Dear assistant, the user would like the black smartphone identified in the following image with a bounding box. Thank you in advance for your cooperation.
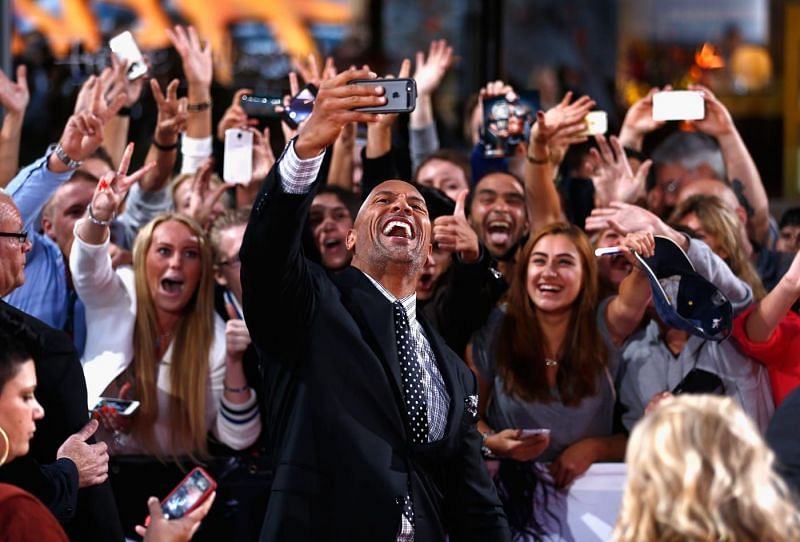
[240,94,283,118]
[282,84,318,129]
[672,368,724,395]
[348,78,417,113]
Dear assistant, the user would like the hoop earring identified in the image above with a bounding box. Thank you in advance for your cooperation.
[0,426,9,467]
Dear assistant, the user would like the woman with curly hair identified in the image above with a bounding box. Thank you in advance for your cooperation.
[614,394,800,542]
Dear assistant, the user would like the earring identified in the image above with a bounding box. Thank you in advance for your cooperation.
[0,425,9,467]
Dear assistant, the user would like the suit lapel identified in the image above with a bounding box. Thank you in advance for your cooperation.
[335,269,407,430]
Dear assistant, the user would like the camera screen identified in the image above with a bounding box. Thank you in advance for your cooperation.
[482,90,539,158]
[162,470,212,519]
[286,87,316,124]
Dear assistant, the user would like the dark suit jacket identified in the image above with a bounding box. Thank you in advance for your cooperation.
[240,152,509,541]
[0,301,123,541]
[767,385,800,498]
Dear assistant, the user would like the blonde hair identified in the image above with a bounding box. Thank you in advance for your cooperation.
[670,194,766,301]
[614,395,800,542]
[131,213,215,460]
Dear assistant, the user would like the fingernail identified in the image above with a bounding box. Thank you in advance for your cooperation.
[98,179,110,191]
[374,86,384,94]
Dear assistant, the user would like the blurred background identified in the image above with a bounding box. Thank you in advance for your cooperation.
[1,0,798,201]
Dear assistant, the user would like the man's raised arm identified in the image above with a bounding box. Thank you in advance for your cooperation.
[239,68,386,353]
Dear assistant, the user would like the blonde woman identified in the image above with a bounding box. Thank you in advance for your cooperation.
[70,145,260,458]
[614,395,800,542]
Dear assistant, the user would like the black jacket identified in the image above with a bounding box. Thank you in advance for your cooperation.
[0,301,123,541]
[240,151,509,541]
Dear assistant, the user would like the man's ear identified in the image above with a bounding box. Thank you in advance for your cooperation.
[213,266,228,287]
[41,215,55,240]
[345,229,356,251]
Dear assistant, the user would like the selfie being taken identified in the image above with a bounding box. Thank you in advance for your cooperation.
[1,0,798,541]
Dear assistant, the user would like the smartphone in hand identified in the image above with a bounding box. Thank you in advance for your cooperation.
[519,428,551,439]
[109,31,147,80]
[652,90,705,121]
[282,84,318,129]
[90,397,140,417]
[672,368,724,395]
[145,467,216,527]
[223,128,254,185]
[348,78,417,113]
[240,94,284,118]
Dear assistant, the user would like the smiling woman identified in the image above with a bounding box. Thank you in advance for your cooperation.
[468,222,654,538]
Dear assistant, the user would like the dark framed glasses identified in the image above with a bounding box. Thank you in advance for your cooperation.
[0,231,29,244]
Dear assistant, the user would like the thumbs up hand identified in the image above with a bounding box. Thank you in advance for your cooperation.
[432,190,480,263]
[224,303,251,362]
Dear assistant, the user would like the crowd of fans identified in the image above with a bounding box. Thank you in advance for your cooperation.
[2,22,800,541]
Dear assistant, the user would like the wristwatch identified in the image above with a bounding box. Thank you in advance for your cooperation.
[53,143,83,170]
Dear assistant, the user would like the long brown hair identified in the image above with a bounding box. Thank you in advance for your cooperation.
[131,213,215,460]
[670,194,766,301]
[495,223,607,405]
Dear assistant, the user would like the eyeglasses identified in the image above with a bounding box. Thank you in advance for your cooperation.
[0,231,28,244]
[217,254,241,267]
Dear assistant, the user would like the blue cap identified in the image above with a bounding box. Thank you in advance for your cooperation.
[635,236,732,341]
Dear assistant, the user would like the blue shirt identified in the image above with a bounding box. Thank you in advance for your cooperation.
[3,154,86,353]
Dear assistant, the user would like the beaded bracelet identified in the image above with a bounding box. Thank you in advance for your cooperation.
[86,203,114,227]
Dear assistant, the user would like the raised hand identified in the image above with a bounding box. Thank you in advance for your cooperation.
[414,39,453,97]
[529,91,595,165]
[432,190,480,262]
[151,78,188,146]
[585,201,662,236]
[217,88,255,141]
[56,419,109,488]
[372,59,412,128]
[166,25,213,88]
[294,67,386,159]
[293,54,337,89]
[225,303,252,362]
[184,158,230,229]
[89,142,156,222]
[589,134,653,206]
[251,127,276,181]
[688,83,735,137]
[106,54,147,108]
[618,87,666,150]
[0,65,29,115]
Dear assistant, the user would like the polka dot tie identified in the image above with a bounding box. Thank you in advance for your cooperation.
[393,301,430,445]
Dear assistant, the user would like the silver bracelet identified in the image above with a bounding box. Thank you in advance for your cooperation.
[53,142,83,170]
[86,203,114,227]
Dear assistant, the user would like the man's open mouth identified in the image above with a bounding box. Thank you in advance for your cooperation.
[486,220,511,246]
[382,219,415,239]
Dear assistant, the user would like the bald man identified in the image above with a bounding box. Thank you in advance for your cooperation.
[240,69,509,542]
[675,179,793,291]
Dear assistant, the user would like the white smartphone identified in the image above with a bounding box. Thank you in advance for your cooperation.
[520,428,551,438]
[223,128,253,185]
[109,31,148,80]
[580,111,608,136]
[652,90,705,121]
[91,397,140,416]
[594,246,625,257]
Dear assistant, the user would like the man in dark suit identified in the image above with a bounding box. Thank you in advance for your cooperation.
[240,68,509,541]
[0,192,123,540]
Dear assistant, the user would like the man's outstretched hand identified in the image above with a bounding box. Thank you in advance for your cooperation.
[294,67,386,159]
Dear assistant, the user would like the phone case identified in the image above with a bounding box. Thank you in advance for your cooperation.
[223,129,253,185]
[349,78,417,113]
[109,31,147,80]
[148,467,216,524]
